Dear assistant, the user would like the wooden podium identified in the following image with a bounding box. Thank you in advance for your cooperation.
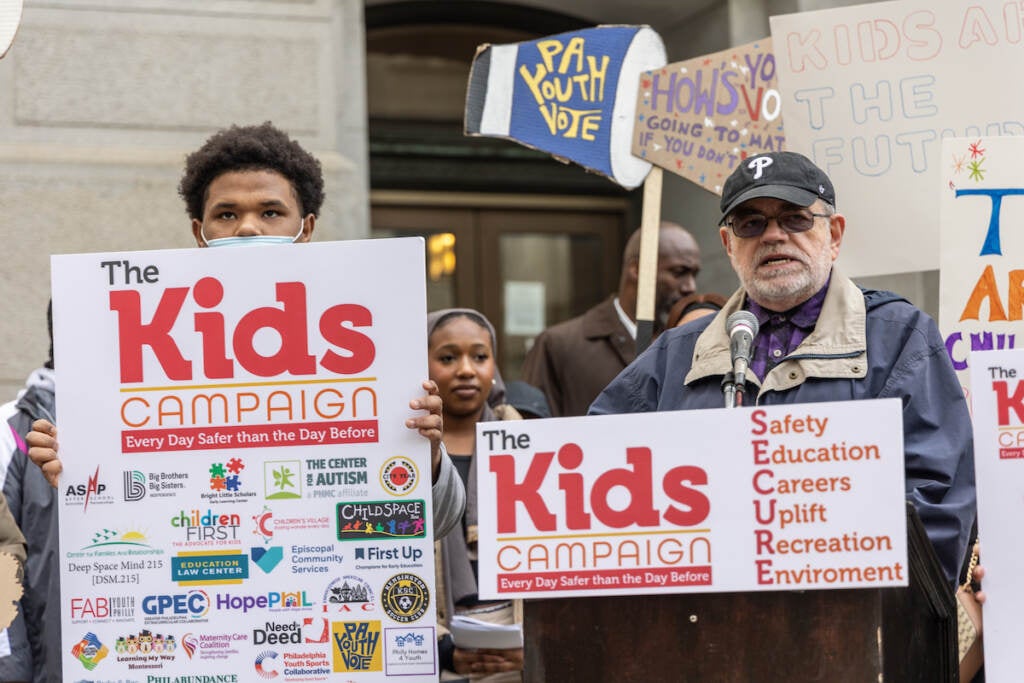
[522,504,957,682]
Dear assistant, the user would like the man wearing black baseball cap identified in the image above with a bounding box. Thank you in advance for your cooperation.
[591,151,975,588]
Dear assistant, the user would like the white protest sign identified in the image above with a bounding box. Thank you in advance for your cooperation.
[53,239,438,681]
[969,349,1024,681]
[476,400,906,599]
[771,1,1024,276]
[940,136,1024,399]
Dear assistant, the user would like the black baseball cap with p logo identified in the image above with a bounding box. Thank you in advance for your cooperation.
[719,151,836,220]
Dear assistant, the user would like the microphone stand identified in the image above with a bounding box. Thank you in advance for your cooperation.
[722,371,737,408]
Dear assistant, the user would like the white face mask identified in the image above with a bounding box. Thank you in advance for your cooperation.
[202,219,305,248]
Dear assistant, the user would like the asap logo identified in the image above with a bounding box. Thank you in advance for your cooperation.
[109,277,375,383]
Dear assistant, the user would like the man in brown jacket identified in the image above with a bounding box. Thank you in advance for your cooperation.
[521,222,701,416]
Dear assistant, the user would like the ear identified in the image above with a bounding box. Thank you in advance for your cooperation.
[298,214,316,243]
[192,219,207,248]
[625,258,640,283]
[719,225,732,256]
[828,213,845,260]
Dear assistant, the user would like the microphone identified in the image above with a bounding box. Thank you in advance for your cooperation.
[726,311,759,392]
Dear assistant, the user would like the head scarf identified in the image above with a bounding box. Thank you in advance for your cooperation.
[427,308,518,614]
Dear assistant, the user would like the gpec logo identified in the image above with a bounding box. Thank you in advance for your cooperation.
[141,590,210,618]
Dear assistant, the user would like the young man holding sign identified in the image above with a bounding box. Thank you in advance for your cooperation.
[25,122,465,540]
[590,151,975,586]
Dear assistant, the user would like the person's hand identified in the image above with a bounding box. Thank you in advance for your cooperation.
[406,380,443,482]
[25,419,62,488]
[453,646,524,676]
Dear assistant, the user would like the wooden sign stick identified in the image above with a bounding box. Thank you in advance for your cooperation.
[635,166,662,353]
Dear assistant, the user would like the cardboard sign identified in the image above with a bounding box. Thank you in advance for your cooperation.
[939,136,1024,399]
[465,25,666,189]
[770,1,1024,276]
[52,239,438,681]
[0,0,21,59]
[969,348,1024,681]
[476,400,906,599]
[632,37,785,195]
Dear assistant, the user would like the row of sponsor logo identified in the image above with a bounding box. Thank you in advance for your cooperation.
[67,455,419,510]
[71,617,436,679]
[67,499,427,563]
[70,571,428,625]
[68,541,427,587]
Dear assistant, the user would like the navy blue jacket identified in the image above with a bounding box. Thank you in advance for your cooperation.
[591,272,976,585]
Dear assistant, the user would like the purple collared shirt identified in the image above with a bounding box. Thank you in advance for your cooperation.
[746,279,830,382]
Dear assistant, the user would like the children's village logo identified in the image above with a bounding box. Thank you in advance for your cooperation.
[336,500,426,541]
[332,620,383,673]
[379,457,419,496]
[265,459,301,499]
[253,506,274,543]
[379,573,429,624]
[65,465,115,510]
[71,631,109,670]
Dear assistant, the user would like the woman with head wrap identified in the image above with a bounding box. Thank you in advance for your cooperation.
[428,308,524,682]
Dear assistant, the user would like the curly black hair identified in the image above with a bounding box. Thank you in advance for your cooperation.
[178,122,325,220]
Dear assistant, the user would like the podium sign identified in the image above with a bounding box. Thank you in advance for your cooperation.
[477,399,906,599]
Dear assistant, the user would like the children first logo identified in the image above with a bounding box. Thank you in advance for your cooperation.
[103,264,381,454]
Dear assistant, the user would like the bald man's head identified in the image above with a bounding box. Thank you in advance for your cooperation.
[619,222,701,331]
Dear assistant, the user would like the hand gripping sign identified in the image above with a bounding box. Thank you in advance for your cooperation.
[464,25,667,190]
[0,0,23,59]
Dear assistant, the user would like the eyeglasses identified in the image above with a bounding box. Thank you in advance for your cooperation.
[723,210,831,239]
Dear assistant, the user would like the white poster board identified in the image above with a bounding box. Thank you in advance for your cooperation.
[969,348,1024,681]
[939,136,1024,400]
[476,400,906,600]
[53,239,438,681]
[771,0,1024,276]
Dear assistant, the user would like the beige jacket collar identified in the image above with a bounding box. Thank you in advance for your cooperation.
[685,269,868,396]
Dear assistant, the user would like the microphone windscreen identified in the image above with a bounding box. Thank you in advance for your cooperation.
[726,310,759,337]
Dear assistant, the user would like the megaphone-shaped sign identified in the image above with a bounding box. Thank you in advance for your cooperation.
[465,25,666,189]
